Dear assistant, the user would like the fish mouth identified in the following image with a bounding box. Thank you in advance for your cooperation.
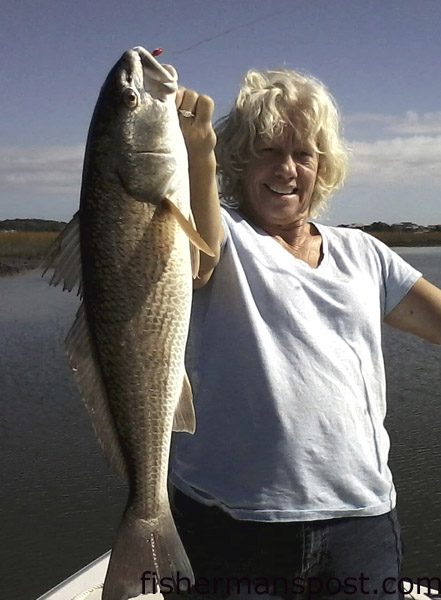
[120,47,178,101]
[134,150,173,155]
[133,47,176,85]
[131,47,177,97]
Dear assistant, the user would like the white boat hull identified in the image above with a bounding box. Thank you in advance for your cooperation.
[35,551,159,600]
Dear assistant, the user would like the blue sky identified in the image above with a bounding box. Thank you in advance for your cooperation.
[1,0,440,225]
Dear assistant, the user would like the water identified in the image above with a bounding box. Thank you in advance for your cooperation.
[1,248,440,599]
[382,247,441,581]
[0,272,126,598]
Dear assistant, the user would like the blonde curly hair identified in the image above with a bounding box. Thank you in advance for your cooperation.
[215,69,349,217]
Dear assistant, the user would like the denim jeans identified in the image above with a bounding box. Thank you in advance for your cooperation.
[167,486,404,600]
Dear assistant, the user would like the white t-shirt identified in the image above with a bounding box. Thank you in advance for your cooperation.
[169,207,422,521]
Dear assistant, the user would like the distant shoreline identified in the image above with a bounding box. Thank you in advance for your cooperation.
[0,257,42,276]
[0,231,57,276]
[368,231,441,247]
[1,229,441,277]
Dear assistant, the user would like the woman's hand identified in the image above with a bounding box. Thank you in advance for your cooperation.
[176,88,217,162]
[175,88,222,287]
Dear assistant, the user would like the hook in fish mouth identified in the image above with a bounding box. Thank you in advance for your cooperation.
[133,46,177,89]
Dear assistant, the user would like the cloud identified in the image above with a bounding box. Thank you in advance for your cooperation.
[337,110,441,187]
[0,146,83,195]
[345,111,441,136]
[1,130,440,210]
[390,111,441,135]
[347,135,441,186]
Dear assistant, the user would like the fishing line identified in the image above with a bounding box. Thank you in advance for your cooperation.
[162,8,287,56]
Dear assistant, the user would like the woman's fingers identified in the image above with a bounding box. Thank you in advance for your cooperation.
[176,88,216,156]
[194,95,215,125]
[177,89,214,123]
[177,89,198,117]
[175,87,186,109]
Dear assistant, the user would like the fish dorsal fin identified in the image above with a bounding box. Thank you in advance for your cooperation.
[172,371,196,433]
[66,303,128,478]
[162,197,215,259]
[42,212,83,297]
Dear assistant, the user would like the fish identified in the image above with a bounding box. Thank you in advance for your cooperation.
[43,47,214,599]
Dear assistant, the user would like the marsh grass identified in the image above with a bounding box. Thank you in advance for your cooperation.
[0,231,59,259]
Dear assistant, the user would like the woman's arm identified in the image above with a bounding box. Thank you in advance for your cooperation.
[176,88,224,288]
[384,277,441,344]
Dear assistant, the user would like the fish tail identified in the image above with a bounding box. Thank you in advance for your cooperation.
[102,505,194,599]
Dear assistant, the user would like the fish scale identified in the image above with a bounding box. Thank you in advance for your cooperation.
[84,208,192,516]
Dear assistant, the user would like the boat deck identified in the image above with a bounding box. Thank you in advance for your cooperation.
[35,550,441,600]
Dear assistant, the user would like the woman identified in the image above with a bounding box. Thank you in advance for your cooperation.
[169,68,441,600]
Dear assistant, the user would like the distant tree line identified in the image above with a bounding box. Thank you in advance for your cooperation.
[339,221,441,232]
[1,218,440,234]
[0,219,66,232]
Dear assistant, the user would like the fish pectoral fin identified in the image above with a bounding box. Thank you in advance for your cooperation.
[172,372,196,433]
[41,212,83,297]
[66,302,127,479]
[189,211,200,279]
[162,197,215,259]
[190,240,200,279]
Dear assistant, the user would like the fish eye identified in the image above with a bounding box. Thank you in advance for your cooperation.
[122,87,139,109]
